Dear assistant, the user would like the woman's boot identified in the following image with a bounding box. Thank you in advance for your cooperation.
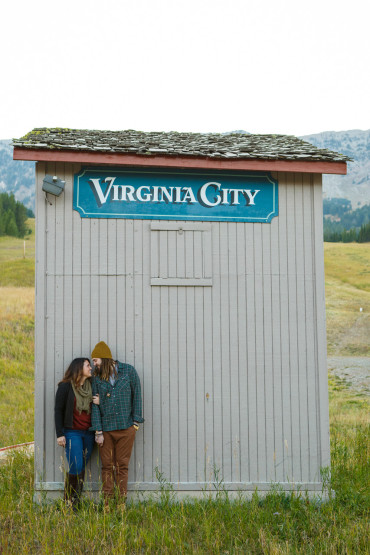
[75,470,85,508]
[64,473,79,508]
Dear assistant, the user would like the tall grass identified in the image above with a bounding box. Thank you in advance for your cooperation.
[1,414,369,553]
[0,287,34,447]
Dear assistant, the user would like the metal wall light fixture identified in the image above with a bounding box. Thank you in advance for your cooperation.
[42,175,65,196]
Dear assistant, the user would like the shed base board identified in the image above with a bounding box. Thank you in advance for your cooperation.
[34,481,332,503]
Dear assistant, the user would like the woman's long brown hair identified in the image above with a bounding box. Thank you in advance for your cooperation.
[59,358,90,388]
[94,358,117,381]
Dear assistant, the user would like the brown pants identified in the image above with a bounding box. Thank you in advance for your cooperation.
[99,427,136,499]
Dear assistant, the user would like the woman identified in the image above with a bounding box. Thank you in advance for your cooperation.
[54,358,99,508]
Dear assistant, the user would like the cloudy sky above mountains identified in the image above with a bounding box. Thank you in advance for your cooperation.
[1,0,369,140]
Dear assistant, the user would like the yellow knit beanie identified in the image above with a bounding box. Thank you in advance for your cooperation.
[91,341,113,359]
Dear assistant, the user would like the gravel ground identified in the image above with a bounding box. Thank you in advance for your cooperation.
[328,356,370,396]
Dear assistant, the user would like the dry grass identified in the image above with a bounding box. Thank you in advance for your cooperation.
[0,287,34,447]
[0,219,35,286]
[324,242,370,292]
[0,219,35,262]
[324,242,370,356]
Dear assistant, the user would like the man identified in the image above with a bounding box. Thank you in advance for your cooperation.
[91,341,144,504]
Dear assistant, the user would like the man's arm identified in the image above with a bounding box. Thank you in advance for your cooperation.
[130,366,144,424]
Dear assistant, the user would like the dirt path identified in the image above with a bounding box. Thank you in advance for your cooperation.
[328,356,370,396]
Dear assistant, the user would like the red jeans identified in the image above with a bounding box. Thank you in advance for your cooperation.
[99,427,136,498]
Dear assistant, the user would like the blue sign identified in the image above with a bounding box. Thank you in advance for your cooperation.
[73,167,278,222]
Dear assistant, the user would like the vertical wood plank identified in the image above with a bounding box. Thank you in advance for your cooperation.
[313,174,330,470]
[141,221,153,482]
[303,174,318,481]
[71,164,82,358]
[270,204,283,482]
[237,222,248,482]
[150,229,159,278]
[98,219,108,342]
[193,231,202,278]
[159,230,168,278]
[203,229,212,278]
[211,223,223,476]
[116,219,126,359]
[34,161,46,483]
[63,164,73,364]
[107,219,117,354]
[295,174,309,481]
[151,281,161,480]
[262,222,274,481]
[167,230,177,278]
[245,222,257,481]
[169,286,179,481]
[131,219,144,481]
[160,286,171,478]
[195,286,205,482]
[125,220,135,365]
[90,218,100,347]
[44,162,56,481]
[185,231,194,278]
[177,286,188,481]
[52,162,65,480]
[219,222,232,481]
[286,176,300,481]
[176,230,185,278]
[228,223,241,482]
[79,164,91,356]
[203,271,214,483]
[186,287,197,480]
[254,222,266,481]
[278,176,292,481]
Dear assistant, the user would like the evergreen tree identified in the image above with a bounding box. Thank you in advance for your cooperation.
[358,222,370,243]
[0,192,31,237]
[4,210,18,237]
[15,202,28,237]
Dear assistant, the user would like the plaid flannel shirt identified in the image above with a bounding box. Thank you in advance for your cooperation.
[91,362,144,431]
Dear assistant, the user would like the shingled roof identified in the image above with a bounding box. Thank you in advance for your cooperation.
[13,128,351,163]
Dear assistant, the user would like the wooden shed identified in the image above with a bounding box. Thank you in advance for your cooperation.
[14,129,349,500]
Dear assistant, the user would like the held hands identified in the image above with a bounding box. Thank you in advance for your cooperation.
[92,394,100,405]
[95,432,104,446]
[57,436,66,447]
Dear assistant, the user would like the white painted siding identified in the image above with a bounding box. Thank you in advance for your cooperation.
[35,165,329,493]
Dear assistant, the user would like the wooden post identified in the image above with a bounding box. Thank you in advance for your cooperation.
[23,240,26,259]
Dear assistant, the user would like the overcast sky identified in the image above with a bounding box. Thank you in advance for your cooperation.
[1,0,369,140]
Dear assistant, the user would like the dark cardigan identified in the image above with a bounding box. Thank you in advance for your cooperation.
[54,382,75,438]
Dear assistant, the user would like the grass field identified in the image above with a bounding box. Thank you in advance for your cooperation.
[324,242,370,356]
[0,219,35,287]
[0,232,369,552]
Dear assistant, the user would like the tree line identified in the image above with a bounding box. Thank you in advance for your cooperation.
[323,198,370,242]
[323,221,370,243]
[0,192,34,238]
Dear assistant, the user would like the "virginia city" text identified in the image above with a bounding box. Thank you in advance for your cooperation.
[89,177,260,208]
